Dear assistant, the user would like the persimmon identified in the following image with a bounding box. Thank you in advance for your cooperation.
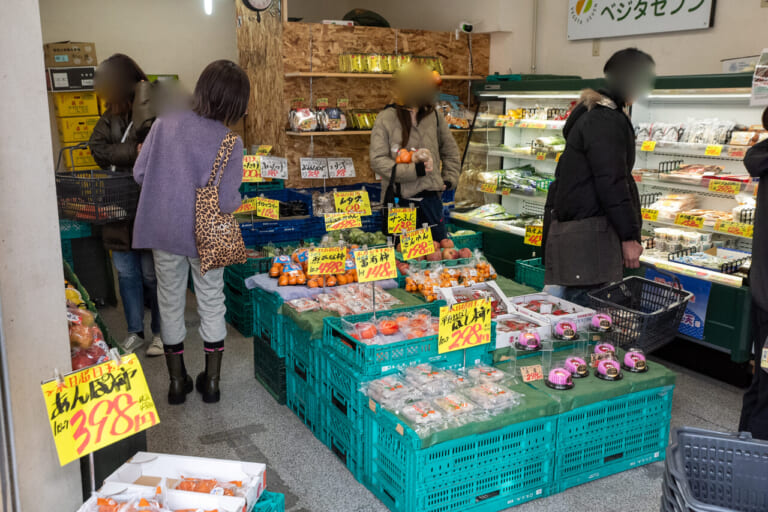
[379,320,399,335]
[278,274,289,286]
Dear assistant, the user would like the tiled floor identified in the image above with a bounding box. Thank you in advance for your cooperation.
[99,292,746,512]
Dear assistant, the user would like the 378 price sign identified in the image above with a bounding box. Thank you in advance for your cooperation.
[308,247,346,275]
[354,247,397,283]
[41,354,159,466]
[438,299,492,354]
[324,212,362,231]
[401,228,435,260]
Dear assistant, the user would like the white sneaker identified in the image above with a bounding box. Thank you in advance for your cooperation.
[146,335,165,357]
[120,333,144,353]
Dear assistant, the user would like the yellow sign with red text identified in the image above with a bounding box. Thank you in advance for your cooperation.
[324,213,363,231]
[308,247,346,275]
[714,220,754,238]
[675,213,704,229]
[41,354,159,466]
[438,299,492,354]
[234,197,258,214]
[641,208,659,222]
[401,228,435,261]
[354,247,397,283]
[524,225,543,246]
[640,140,656,152]
[708,179,741,195]
[242,155,262,182]
[334,190,372,216]
[256,197,280,220]
[388,208,417,234]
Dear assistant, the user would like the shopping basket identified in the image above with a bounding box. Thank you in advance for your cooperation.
[55,144,140,224]
[662,427,768,512]
[587,275,691,352]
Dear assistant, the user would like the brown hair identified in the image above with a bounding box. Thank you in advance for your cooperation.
[192,60,250,125]
[394,104,435,147]
[95,54,148,115]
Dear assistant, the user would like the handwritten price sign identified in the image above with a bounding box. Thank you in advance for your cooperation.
[308,247,346,275]
[520,365,544,383]
[334,190,372,216]
[255,145,272,156]
[675,213,704,229]
[256,197,280,220]
[401,228,435,261]
[480,182,497,194]
[524,225,543,246]
[300,158,329,179]
[234,197,258,214]
[641,208,659,222]
[640,140,656,152]
[41,354,159,466]
[704,145,722,157]
[714,220,754,238]
[242,155,262,182]
[535,152,546,161]
[354,247,397,283]
[324,212,362,231]
[708,179,741,195]
[438,299,492,354]
[388,208,417,234]
[260,156,288,180]
[327,158,356,178]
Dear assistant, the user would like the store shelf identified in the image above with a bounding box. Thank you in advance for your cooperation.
[285,71,484,80]
[640,254,743,288]
[449,212,527,236]
[637,175,753,197]
[644,218,753,240]
[476,186,548,204]
[635,141,749,161]
[286,129,471,137]
[487,148,561,163]
[490,119,566,130]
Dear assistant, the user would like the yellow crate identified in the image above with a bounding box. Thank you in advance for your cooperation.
[97,95,108,115]
[52,91,100,117]
[56,116,99,143]
[61,147,98,169]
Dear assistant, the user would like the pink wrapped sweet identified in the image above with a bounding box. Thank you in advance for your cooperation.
[515,331,541,351]
[596,359,622,380]
[553,320,578,340]
[546,367,574,390]
[594,343,616,354]
[623,351,648,372]
[590,313,612,332]
[565,356,588,377]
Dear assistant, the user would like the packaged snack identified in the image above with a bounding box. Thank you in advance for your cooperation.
[368,376,410,406]
[434,393,476,417]
[564,356,589,378]
[286,297,320,313]
[466,383,521,411]
[467,364,506,383]
[400,400,444,426]
[289,108,318,132]
[516,331,541,351]
[590,313,613,332]
[317,107,347,131]
[553,320,578,340]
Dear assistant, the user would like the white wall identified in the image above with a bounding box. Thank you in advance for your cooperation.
[38,0,239,89]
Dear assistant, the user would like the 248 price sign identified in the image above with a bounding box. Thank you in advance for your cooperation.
[438,299,492,354]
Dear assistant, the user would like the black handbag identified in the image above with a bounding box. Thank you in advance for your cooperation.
[381,164,401,235]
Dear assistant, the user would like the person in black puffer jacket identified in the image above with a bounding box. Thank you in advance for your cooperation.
[543,48,655,306]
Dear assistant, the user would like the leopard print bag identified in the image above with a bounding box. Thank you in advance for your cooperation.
[195,132,247,275]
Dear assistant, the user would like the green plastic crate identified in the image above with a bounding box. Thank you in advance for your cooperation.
[61,239,74,267]
[253,334,286,404]
[445,223,483,250]
[253,287,286,357]
[319,351,366,428]
[515,258,545,290]
[284,318,321,391]
[252,491,285,512]
[286,369,321,435]
[59,219,92,240]
[324,399,367,484]
[239,180,284,194]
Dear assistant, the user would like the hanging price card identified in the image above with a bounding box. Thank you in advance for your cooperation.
[300,158,329,179]
[704,145,723,157]
[714,220,754,238]
[324,212,362,231]
[255,145,272,156]
[242,155,262,182]
[316,97,329,108]
[41,354,159,466]
[438,299,492,354]
[401,228,435,261]
[354,247,397,283]
[308,247,346,275]
[256,197,280,220]
[334,190,372,215]
[520,364,544,383]
[535,153,546,161]
[708,179,741,195]
[640,140,656,152]
[388,208,417,234]
[234,197,258,214]
[290,98,305,109]
[524,225,543,246]
[327,158,356,178]
[641,208,659,222]
[337,98,349,108]
[260,156,288,180]
[675,213,705,229]
[480,182,497,194]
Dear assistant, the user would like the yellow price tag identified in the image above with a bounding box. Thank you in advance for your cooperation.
[242,155,262,182]
[480,182,497,194]
[234,197,258,214]
[494,118,505,127]
[255,145,272,156]
[704,145,722,157]
[531,122,546,129]
[714,220,754,238]
[524,225,543,246]
[674,213,704,229]
[401,228,435,261]
[641,208,659,222]
[499,187,512,196]
[640,140,656,152]
[504,120,516,127]
[354,247,397,283]
[518,121,529,128]
[334,190,372,216]
[535,153,547,161]
[324,213,362,231]
[388,208,417,234]
[308,247,346,275]
[41,354,159,466]
[438,299,492,354]
[555,152,562,162]
[708,179,741,195]
[256,197,280,220]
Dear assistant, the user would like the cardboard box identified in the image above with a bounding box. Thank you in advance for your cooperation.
[56,115,99,142]
[44,41,96,67]
[104,452,266,512]
[61,146,97,169]
[52,91,99,117]
[493,310,550,350]
[47,67,96,91]
[78,482,247,512]
[507,292,595,331]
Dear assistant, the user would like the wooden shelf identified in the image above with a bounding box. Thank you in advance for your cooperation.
[285,71,484,80]
[286,129,471,137]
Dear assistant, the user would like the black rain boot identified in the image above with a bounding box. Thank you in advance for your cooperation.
[197,342,223,403]
[164,344,193,405]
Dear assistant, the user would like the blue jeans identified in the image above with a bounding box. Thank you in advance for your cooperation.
[111,250,161,335]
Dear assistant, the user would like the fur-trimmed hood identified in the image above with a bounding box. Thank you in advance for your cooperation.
[579,89,618,111]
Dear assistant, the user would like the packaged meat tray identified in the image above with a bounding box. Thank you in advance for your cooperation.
[658,164,723,185]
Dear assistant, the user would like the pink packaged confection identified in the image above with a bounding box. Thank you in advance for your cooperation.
[545,367,574,390]
[595,359,623,381]
[564,356,589,378]
[623,349,648,373]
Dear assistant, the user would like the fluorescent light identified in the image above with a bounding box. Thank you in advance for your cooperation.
[204,0,213,15]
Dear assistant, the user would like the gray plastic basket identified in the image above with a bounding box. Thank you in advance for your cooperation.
[664,427,768,512]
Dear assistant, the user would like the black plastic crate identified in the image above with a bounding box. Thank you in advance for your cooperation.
[56,170,140,224]
[253,334,286,405]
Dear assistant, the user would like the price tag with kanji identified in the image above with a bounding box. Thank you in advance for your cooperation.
[480,182,497,194]
[325,213,362,231]
[401,228,435,261]
[255,145,272,156]
[494,118,505,127]
[675,213,704,229]
[388,208,417,234]
[234,197,258,214]
[535,153,546,161]
[256,197,280,220]
[438,299,492,354]
[291,98,305,109]
[505,120,516,127]
[641,208,659,222]
[524,225,543,246]
[520,364,544,383]
[337,98,349,108]
[327,158,356,178]
[708,179,741,195]
[334,190,372,215]
[308,247,346,275]
[640,140,656,152]
[316,97,329,108]
[704,145,722,157]
[41,354,159,466]
[242,155,262,182]
[300,158,329,179]
[714,220,754,238]
[354,247,397,283]
[260,156,288,180]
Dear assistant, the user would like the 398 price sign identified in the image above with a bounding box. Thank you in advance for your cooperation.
[438,299,492,354]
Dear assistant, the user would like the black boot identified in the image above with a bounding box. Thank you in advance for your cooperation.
[197,344,223,403]
[164,345,193,405]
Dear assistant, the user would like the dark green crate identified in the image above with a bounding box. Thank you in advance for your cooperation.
[515,258,545,290]
[239,180,284,194]
[446,223,483,250]
[253,335,287,404]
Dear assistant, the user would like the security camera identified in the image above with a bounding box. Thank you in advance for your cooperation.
[459,21,473,33]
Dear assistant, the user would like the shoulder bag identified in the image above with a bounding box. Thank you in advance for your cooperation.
[195,132,247,275]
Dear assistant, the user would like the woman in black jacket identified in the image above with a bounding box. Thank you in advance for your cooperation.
[543,48,654,306]
[89,54,162,356]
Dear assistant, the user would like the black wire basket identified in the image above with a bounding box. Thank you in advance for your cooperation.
[587,276,692,352]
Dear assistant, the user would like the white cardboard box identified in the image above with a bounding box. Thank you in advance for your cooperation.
[78,482,247,512]
[508,292,595,331]
[104,452,266,512]
[493,310,551,349]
